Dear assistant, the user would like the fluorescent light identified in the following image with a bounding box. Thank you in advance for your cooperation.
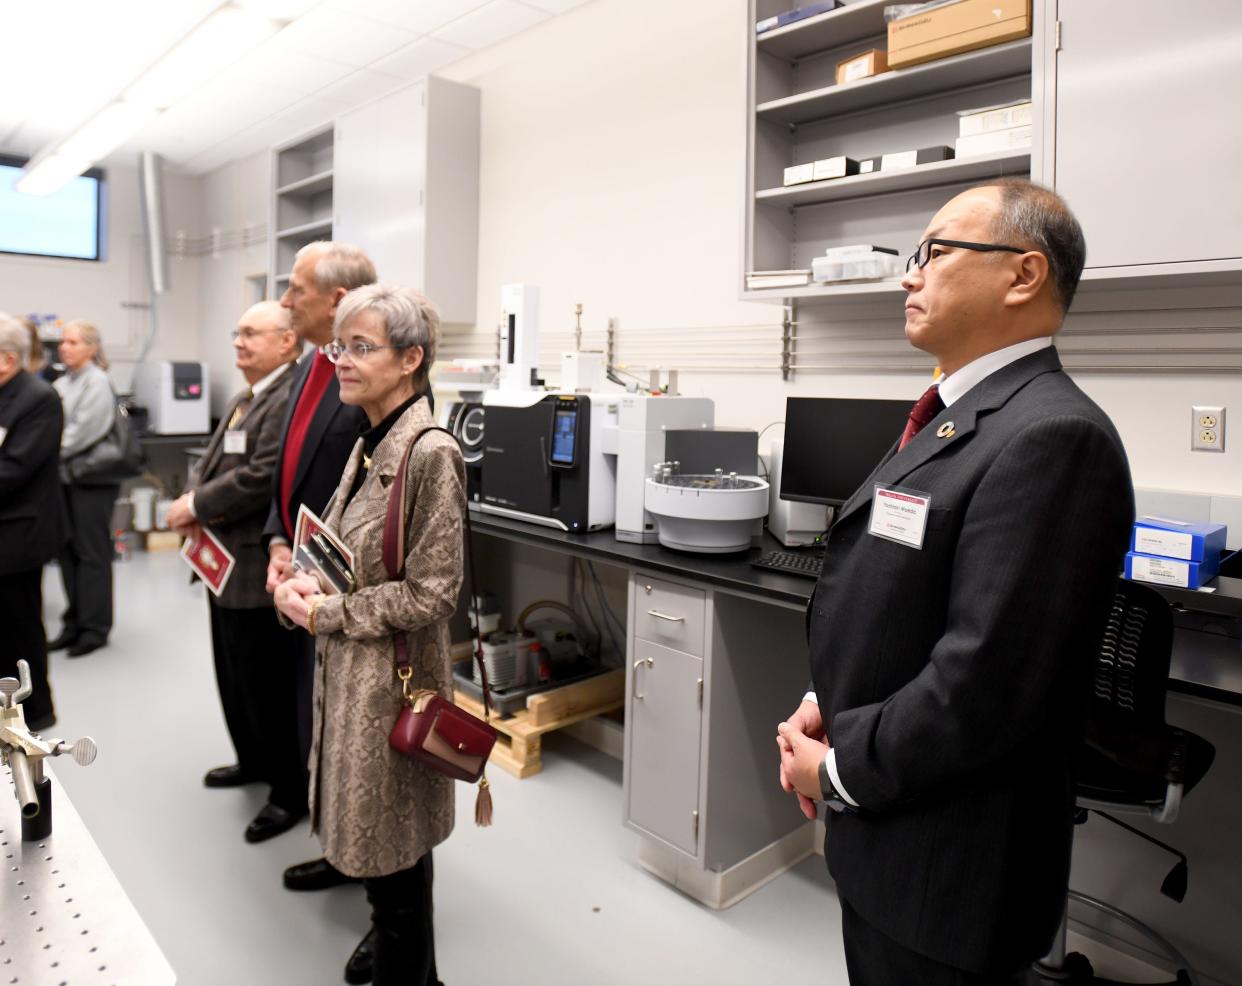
[17,101,159,196]
[125,5,285,111]
[14,155,87,197]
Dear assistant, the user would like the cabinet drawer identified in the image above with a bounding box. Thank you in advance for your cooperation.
[633,576,706,656]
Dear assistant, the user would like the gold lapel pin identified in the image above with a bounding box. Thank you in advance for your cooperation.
[936,422,955,439]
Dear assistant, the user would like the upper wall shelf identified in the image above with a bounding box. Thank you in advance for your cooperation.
[756,149,1031,209]
[757,0,890,61]
[757,39,1032,125]
[275,217,333,240]
[276,169,334,197]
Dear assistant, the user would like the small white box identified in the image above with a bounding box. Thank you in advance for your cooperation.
[812,156,860,180]
[959,100,1032,136]
[881,150,917,171]
[783,163,815,185]
[954,125,1033,157]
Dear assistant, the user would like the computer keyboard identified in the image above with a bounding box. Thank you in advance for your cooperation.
[752,549,824,579]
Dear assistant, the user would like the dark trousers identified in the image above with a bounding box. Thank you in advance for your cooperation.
[208,598,308,813]
[363,853,439,986]
[841,896,1032,986]
[0,568,55,725]
[57,483,119,643]
[294,628,315,776]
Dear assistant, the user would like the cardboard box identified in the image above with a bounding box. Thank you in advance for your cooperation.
[812,156,860,180]
[1125,551,1220,590]
[783,163,815,186]
[887,0,1032,70]
[836,48,888,85]
[954,125,1032,157]
[1132,517,1227,564]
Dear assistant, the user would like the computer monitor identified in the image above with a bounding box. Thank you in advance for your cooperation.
[780,397,912,507]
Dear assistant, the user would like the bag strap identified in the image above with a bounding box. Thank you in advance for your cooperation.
[383,425,492,720]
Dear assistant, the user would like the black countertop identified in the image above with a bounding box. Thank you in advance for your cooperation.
[469,511,1242,707]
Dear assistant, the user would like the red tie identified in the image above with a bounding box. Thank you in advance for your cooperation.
[899,385,944,450]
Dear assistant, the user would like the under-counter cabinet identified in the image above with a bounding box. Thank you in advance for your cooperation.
[623,573,814,908]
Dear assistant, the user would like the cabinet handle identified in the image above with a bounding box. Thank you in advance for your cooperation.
[647,609,684,623]
[633,657,653,699]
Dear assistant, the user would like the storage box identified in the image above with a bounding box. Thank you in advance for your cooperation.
[1125,551,1220,590]
[954,124,1032,157]
[887,0,1032,70]
[812,250,904,283]
[836,48,888,85]
[881,145,954,171]
[1132,517,1227,563]
[756,0,838,34]
[812,156,860,180]
[783,162,815,185]
[959,99,1032,136]
[857,156,882,174]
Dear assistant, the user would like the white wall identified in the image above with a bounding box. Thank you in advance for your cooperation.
[0,160,202,394]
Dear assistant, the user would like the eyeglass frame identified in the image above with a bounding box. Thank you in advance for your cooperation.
[905,238,1029,274]
[319,340,411,364]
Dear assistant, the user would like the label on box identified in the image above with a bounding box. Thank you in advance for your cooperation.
[784,163,815,185]
[813,156,854,180]
[1134,528,1194,560]
[959,101,1033,136]
[881,150,918,171]
[1129,555,1190,588]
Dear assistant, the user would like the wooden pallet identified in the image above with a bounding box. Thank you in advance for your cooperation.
[453,668,624,779]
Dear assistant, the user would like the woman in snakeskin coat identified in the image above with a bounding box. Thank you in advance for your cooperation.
[276,283,465,986]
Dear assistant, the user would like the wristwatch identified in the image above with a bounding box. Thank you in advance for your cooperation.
[818,755,850,813]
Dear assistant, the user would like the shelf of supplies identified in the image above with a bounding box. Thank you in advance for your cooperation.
[755,149,1030,209]
[276,169,334,197]
[757,0,890,62]
[757,39,1032,125]
[275,218,333,240]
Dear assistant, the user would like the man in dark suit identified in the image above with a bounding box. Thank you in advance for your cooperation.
[778,180,1135,985]
[167,301,303,843]
[260,241,375,890]
[0,313,65,730]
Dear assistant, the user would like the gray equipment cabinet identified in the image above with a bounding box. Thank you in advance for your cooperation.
[623,572,815,908]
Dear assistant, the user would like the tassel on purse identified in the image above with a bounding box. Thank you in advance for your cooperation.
[382,426,498,825]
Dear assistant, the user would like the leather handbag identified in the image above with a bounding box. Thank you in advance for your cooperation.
[383,426,498,825]
[65,398,145,485]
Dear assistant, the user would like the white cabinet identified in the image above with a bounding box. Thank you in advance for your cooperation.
[334,76,480,324]
[1050,0,1242,274]
[270,127,335,296]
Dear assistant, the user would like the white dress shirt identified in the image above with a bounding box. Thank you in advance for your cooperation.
[806,334,1055,807]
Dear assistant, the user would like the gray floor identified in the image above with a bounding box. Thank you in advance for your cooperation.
[39,550,846,986]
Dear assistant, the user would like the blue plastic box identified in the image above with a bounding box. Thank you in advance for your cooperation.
[756,1,838,33]
[1131,516,1226,564]
[1125,550,1220,590]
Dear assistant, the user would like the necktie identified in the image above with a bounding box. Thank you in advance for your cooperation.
[226,389,253,430]
[899,385,943,450]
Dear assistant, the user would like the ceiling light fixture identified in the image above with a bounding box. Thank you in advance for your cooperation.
[17,1,289,196]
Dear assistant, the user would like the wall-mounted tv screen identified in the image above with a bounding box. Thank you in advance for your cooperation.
[0,155,103,261]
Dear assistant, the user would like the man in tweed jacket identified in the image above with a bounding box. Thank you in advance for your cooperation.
[167,301,305,844]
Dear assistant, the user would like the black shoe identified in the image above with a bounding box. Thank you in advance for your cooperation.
[283,857,361,891]
[244,803,305,844]
[66,637,105,658]
[344,928,376,985]
[47,632,78,651]
[203,764,257,788]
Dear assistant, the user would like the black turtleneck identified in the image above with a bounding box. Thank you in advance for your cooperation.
[346,393,422,505]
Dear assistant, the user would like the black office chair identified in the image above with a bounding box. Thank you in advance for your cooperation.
[1035,579,1215,986]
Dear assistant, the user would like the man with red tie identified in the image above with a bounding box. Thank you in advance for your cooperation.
[777,180,1134,985]
[260,241,375,891]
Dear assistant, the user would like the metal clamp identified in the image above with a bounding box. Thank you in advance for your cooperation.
[633,657,653,699]
[647,609,684,623]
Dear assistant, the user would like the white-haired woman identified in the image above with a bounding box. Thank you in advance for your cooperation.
[275,284,463,986]
[51,320,119,658]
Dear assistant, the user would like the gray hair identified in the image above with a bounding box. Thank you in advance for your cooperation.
[0,312,31,363]
[980,178,1086,313]
[334,284,440,393]
[296,241,376,292]
[63,319,110,370]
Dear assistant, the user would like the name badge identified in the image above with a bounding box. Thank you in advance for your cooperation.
[0,426,7,448]
[868,485,931,549]
[223,430,247,455]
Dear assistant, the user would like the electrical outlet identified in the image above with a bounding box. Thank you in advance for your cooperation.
[1191,405,1225,452]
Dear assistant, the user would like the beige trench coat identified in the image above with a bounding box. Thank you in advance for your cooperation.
[308,397,466,878]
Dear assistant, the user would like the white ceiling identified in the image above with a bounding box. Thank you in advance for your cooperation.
[1,0,590,176]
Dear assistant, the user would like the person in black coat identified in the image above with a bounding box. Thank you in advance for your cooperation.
[777,180,1135,985]
[0,313,66,729]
